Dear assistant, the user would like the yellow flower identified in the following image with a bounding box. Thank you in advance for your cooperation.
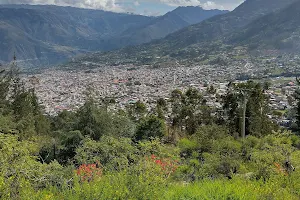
[44,194,53,200]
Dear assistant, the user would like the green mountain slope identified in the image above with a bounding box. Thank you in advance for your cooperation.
[0,4,226,67]
[109,7,228,47]
[228,0,300,52]
[72,0,298,66]
[0,5,153,66]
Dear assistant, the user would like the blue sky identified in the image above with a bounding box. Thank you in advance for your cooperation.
[0,0,244,16]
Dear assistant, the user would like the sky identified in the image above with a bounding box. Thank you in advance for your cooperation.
[0,0,244,16]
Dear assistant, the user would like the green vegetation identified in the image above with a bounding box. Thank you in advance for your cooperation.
[1,66,300,199]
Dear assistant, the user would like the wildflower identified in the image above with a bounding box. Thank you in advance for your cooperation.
[76,162,103,182]
[148,154,179,177]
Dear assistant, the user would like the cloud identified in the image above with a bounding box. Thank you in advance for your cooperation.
[0,0,124,12]
[143,8,161,16]
[0,0,244,14]
[144,0,242,10]
[203,1,224,10]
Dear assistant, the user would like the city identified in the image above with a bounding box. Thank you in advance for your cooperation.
[23,61,299,128]
[2,0,300,198]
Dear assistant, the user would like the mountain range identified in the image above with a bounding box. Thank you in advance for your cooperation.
[0,4,227,67]
[106,7,228,48]
[73,0,299,67]
[228,0,300,52]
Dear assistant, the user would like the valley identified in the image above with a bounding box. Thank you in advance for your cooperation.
[1,1,300,199]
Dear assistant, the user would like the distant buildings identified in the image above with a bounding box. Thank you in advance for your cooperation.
[22,62,299,129]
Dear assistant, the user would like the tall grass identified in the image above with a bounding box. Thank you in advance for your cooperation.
[17,173,300,200]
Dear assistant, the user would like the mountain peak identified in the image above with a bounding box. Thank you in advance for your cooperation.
[0,4,228,66]
[71,0,299,67]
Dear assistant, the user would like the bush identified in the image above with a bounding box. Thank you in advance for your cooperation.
[135,115,167,141]
[75,136,138,171]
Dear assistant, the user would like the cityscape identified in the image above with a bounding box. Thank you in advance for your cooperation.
[23,60,299,128]
[2,0,300,199]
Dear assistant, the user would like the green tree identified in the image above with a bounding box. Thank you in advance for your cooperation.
[207,85,216,95]
[170,89,185,129]
[170,88,211,135]
[58,130,84,164]
[0,68,11,114]
[135,115,166,141]
[51,110,78,132]
[0,134,66,198]
[155,98,168,119]
[77,100,135,140]
[75,136,138,171]
[294,78,300,131]
[76,101,106,140]
[223,81,276,138]
[127,100,147,121]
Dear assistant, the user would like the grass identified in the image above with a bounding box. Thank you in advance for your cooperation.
[164,178,299,200]
[17,174,300,200]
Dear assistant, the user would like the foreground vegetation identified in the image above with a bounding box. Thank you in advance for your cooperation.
[1,66,300,199]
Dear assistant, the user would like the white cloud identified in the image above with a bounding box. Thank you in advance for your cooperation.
[0,0,124,12]
[203,1,224,10]
[158,0,200,7]
[0,0,244,13]
[148,0,242,10]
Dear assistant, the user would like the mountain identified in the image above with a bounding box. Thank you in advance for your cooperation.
[109,7,228,47]
[72,0,298,66]
[0,4,226,67]
[0,4,153,67]
[228,0,300,52]
[160,0,298,49]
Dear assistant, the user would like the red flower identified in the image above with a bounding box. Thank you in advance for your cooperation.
[76,162,102,182]
[148,155,179,177]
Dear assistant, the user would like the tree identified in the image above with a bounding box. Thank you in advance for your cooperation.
[155,98,168,119]
[127,100,147,121]
[170,88,211,135]
[75,136,138,171]
[51,110,78,132]
[11,87,51,138]
[170,89,184,129]
[135,115,166,141]
[223,81,276,138]
[294,77,300,131]
[5,57,51,138]
[183,87,203,134]
[0,68,11,114]
[0,134,65,198]
[76,100,104,140]
[263,81,271,91]
[58,130,84,164]
[207,85,216,95]
[77,100,135,140]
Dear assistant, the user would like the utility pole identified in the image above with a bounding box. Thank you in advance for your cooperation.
[173,74,176,87]
[241,91,248,139]
[232,86,251,139]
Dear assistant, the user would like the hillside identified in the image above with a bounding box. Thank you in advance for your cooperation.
[0,5,226,67]
[71,0,298,66]
[154,0,298,49]
[1,66,300,199]
[228,0,300,52]
[0,5,153,67]
[110,6,228,47]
